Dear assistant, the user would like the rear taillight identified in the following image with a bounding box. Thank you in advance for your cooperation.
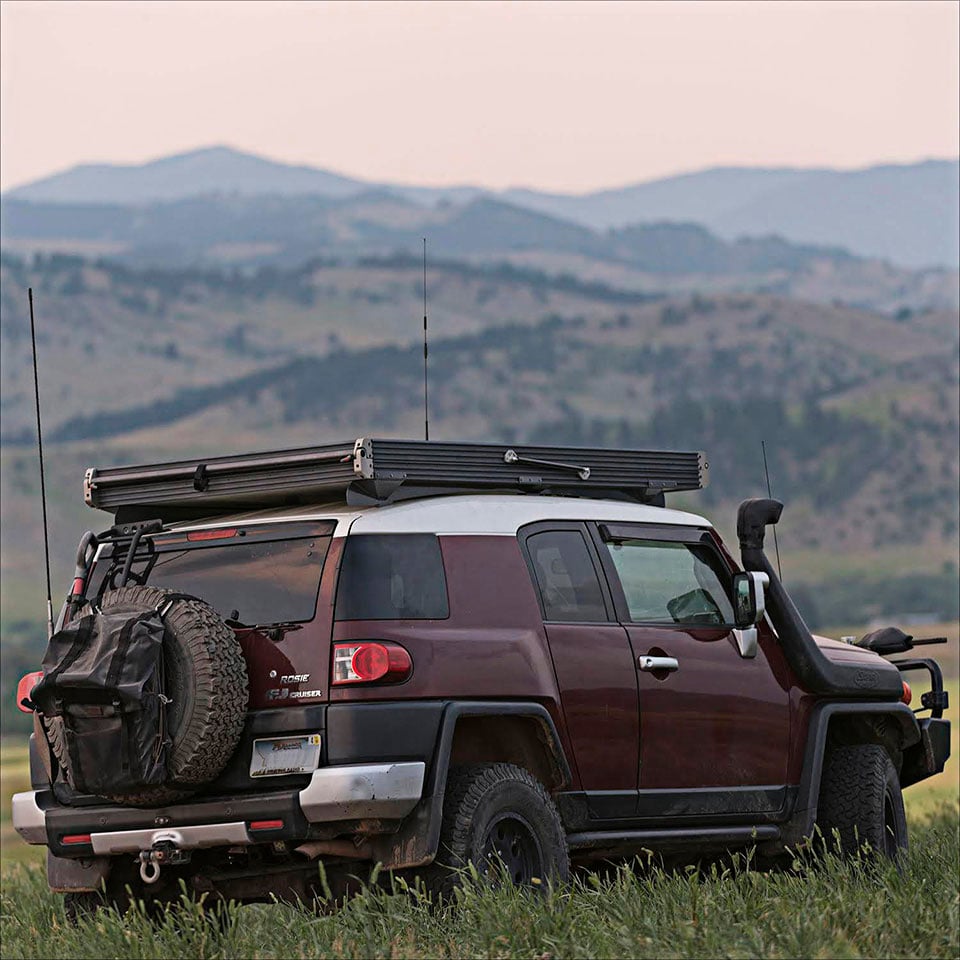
[332,642,412,685]
[901,680,912,706]
[16,671,43,713]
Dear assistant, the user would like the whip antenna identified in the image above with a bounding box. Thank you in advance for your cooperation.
[422,237,429,441]
[761,439,783,581]
[28,288,54,636]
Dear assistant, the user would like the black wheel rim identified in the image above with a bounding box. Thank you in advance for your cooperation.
[480,813,544,885]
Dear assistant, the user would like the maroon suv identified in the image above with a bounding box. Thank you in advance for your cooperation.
[13,439,951,915]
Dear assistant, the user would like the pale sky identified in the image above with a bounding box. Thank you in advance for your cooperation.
[1,0,957,194]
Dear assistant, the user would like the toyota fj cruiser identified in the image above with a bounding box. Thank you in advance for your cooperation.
[12,438,951,916]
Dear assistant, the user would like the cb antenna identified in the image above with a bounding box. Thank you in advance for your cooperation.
[761,439,783,581]
[422,237,429,442]
[28,288,54,637]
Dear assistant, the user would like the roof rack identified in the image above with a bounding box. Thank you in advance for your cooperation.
[84,438,708,522]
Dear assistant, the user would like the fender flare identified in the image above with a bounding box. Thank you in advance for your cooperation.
[368,700,571,870]
[772,700,920,849]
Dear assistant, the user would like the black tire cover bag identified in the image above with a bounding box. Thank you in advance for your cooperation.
[35,586,249,806]
[32,602,168,795]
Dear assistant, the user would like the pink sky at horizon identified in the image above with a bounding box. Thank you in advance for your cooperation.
[1,0,957,194]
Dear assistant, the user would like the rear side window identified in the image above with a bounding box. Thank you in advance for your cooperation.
[526,530,607,622]
[335,534,449,621]
[603,539,735,626]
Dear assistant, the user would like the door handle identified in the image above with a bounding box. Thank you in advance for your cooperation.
[637,655,679,672]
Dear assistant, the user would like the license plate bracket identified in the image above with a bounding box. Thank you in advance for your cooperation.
[249,734,322,778]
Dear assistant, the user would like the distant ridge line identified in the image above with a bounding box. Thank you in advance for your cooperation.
[3,148,958,268]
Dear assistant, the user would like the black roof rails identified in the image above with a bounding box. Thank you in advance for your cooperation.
[84,438,708,523]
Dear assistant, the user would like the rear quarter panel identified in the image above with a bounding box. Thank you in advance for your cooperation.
[329,534,565,726]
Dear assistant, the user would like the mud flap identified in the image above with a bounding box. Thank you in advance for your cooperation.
[47,851,112,893]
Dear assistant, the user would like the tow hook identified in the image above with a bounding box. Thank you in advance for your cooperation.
[138,838,191,884]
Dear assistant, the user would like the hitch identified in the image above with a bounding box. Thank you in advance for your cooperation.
[137,838,191,884]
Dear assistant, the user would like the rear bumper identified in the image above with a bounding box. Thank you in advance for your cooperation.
[13,761,425,857]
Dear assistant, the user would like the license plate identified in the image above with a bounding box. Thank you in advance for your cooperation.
[249,734,322,778]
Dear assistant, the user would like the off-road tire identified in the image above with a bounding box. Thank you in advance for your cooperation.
[422,762,569,899]
[48,585,248,807]
[816,743,908,859]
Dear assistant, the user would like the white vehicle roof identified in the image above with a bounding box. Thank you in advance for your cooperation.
[172,494,711,538]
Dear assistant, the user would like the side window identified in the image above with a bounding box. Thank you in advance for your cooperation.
[526,530,607,622]
[603,539,735,626]
[335,534,449,620]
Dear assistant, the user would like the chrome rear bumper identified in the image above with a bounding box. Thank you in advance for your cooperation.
[13,761,426,852]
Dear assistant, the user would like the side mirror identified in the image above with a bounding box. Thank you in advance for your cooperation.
[733,571,769,627]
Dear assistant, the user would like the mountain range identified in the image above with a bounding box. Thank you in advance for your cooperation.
[4,147,958,269]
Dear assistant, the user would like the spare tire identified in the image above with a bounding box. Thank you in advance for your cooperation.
[47,585,248,807]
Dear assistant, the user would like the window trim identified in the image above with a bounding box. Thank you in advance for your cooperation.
[518,521,616,624]
[588,522,739,629]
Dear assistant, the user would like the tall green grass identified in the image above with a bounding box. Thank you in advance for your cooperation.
[2,805,957,960]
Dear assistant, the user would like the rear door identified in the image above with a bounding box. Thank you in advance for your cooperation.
[88,521,336,708]
[520,522,639,816]
[592,523,792,820]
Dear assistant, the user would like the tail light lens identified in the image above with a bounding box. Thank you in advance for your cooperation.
[249,819,284,832]
[901,680,912,706]
[187,528,237,541]
[332,642,412,685]
[16,671,43,713]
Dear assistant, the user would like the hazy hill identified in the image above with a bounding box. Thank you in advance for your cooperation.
[503,168,817,231]
[1,252,956,639]
[4,145,365,204]
[5,147,957,268]
[3,193,956,315]
[713,161,960,269]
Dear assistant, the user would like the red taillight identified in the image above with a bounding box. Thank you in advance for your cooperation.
[61,834,91,845]
[901,680,912,706]
[16,671,43,713]
[249,820,284,832]
[187,528,237,541]
[332,642,412,685]
[352,644,389,681]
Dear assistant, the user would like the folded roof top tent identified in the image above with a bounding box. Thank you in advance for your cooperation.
[84,438,708,523]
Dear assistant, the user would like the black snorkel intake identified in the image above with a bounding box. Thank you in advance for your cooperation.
[737,498,902,699]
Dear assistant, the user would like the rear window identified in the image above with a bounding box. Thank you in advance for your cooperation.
[89,524,331,626]
[334,534,449,621]
[526,530,607,622]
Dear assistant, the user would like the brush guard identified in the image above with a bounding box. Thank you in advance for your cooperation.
[894,657,949,719]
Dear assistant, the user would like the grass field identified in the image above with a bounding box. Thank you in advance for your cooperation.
[0,808,957,959]
[1,681,957,958]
